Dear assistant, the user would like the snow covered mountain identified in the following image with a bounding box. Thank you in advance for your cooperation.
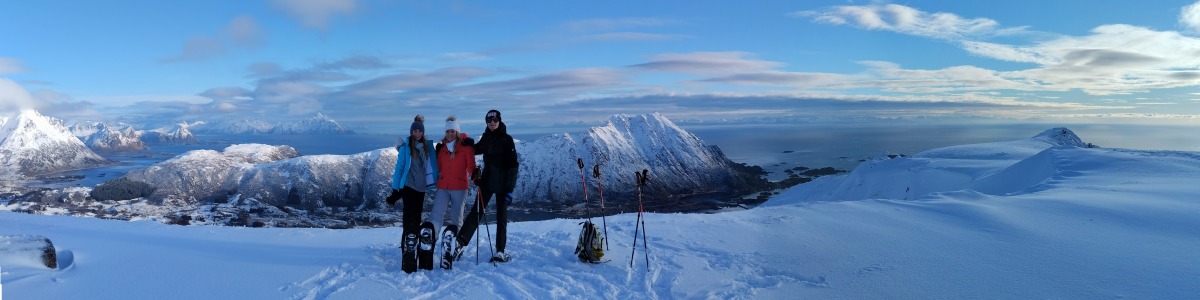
[271,113,354,134]
[515,113,766,207]
[69,121,147,152]
[193,119,274,135]
[140,122,198,144]
[189,113,354,135]
[0,110,110,179]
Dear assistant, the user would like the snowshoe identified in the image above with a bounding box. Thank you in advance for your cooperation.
[401,231,418,274]
[418,221,436,270]
[439,225,459,270]
[489,251,510,263]
[451,240,466,262]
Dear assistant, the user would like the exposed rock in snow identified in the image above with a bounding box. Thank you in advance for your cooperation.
[0,110,111,178]
[0,234,58,269]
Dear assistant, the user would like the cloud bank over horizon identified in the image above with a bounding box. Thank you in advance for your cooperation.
[3,1,1200,132]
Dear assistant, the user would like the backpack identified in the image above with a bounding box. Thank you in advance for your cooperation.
[574,221,605,263]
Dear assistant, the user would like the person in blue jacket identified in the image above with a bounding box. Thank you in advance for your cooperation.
[387,115,439,269]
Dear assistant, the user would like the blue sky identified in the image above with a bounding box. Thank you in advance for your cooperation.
[3,0,1200,133]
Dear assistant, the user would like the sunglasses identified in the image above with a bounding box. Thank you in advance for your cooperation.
[486,116,499,123]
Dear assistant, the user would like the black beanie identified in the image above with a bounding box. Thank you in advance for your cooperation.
[486,109,502,122]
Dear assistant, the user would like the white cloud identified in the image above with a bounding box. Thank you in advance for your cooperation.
[162,16,266,63]
[575,32,686,42]
[0,78,38,111]
[1182,1,1200,33]
[794,4,1014,40]
[215,102,238,112]
[564,18,676,32]
[160,36,226,63]
[253,81,326,103]
[226,15,264,47]
[273,0,357,30]
[440,52,490,62]
[0,57,25,74]
[800,3,1200,96]
[630,52,784,74]
[199,87,253,101]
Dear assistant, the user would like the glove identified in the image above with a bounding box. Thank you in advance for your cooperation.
[471,166,482,185]
[504,192,513,206]
[462,137,475,147]
[386,189,402,206]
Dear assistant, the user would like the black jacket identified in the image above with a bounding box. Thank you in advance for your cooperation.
[476,122,519,193]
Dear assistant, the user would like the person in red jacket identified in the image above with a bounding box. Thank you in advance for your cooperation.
[431,116,476,269]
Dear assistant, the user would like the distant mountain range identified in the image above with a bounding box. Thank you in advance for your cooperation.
[191,113,354,135]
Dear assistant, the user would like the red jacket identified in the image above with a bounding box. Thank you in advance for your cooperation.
[435,133,477,190]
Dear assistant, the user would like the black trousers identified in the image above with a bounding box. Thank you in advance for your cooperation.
[398,186,425,236]
[457,188,508,253]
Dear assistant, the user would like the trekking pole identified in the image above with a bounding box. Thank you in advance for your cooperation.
[577,158,591,221]
[630,171,641,269]
[638,169,649,270]
[630,169,650,270]
[474,187,481,265]
[593,164,610,250]
[481,186,495,265]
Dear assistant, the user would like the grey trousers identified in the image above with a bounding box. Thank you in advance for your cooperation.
[430,188,468,233]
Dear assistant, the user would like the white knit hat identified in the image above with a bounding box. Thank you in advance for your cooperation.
[445,116,461,132]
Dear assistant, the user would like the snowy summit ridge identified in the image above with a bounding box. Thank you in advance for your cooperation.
[0,110,110,178]
[515,112,763,206]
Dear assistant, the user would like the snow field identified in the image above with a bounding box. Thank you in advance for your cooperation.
[2,127,1199,299]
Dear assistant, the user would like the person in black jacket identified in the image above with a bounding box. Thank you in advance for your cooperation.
[453,109,519,263]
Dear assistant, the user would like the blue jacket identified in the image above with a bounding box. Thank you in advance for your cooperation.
[392,138,439,190]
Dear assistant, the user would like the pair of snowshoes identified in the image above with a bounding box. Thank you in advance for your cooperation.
[401,222,438,273]
[404,222,468,272]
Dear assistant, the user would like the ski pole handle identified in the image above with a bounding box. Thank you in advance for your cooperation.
[593,164,600,178]
[577,158,583,170]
